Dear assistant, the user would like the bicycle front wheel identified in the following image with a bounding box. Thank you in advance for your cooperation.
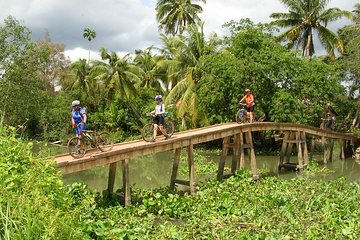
[97,132,114,152]
[164,121,174,137]
[236,109,247,123]
[141,123,154,142]
[68,137,86,159]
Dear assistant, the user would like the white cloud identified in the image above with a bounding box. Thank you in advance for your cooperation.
[0,0,357,61]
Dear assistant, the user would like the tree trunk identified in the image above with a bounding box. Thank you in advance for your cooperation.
[305,28,313,61]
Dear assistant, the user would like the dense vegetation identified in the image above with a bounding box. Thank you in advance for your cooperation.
[1,127,359,239]
[0,3,359,140]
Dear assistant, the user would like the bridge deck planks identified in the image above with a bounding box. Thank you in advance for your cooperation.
[55,122,359,174]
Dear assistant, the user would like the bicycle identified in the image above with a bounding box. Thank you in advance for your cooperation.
[236,103,249,123]
[320,116,335,130]
[141,112,175,142]
[67,124,114,158]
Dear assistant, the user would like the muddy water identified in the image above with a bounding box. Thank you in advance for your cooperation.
[62,148,360,192]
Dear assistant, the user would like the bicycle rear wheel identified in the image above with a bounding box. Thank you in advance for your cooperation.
[164,121,174,137]
[236,109,247,123]
[141,123,154,142]
[68,137,86,159]
[97,132,114,152]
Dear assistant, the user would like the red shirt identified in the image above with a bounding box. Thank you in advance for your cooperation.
[242,94,254,108]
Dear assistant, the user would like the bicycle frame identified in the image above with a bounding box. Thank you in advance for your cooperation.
[239,105,246,118]
[75,124,97,146]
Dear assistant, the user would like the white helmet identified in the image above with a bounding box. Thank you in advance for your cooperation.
[71,100,80,107]
[155,95,162,101]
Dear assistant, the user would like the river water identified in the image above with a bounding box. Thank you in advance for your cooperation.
[62,146,360,192]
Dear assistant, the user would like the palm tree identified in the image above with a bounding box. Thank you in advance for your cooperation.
[156,0,206,36]
[66,58,99,110]
[91,48,140,101]
[342,3,360,47]
[83,28,96,63]
[270,0,352,60]
[133,47,165,91]
[91,48,142,122]
[165,23,211,128]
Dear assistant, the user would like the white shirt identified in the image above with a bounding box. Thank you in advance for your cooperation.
[155,104,165,115]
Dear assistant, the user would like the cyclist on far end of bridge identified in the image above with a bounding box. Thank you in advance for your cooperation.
[239,89,255,123]
[148,95,170,142]
[71,100,87,137]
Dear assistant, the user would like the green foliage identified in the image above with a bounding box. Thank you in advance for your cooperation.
[85,169,360,239]
[0,126,89,239]
[197,51,243,124]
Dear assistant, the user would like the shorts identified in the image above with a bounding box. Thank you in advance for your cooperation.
[75,123,87,135]
[246,105,255,112]
[153,115,165,126]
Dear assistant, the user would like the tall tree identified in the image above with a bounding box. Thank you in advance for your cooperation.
[156,0,206,36]
[165,23,211,128]
[83,27,96,63]
[133,47,164,91]
[34,30,70,93]
[339,4,360,128]
[91,48,142,122]
[0,16,50,136]
[270,0,352,60]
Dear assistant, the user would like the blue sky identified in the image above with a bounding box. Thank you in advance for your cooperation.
[0,0,357,61]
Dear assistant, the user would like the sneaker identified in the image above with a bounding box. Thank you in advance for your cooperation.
[149,138,156,142]
[164,134,170,140]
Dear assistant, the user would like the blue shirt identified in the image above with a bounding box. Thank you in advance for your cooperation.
[72,108,86,124]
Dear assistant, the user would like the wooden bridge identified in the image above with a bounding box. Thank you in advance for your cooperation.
[54,122,360,205]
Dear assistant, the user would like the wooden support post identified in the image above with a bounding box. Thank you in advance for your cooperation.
[279,131,307,171]
[245,132,258,180]
[329,139,334,162]
[122,159,131,206]
[340,140,346,160]
[217,137,230,178]
[187,143,196,194]
[239,132,245,169]
[279,132,290,167]
[170,148,181,189]
[231,133,241,174]
[322,136,328,164]
[285,132,294,163]
[309,136,315,161]
[107,162,117,198]
[302,132,309,166]
[296,132,304,170]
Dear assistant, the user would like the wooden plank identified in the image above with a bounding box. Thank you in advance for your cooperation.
[173,179,190,186]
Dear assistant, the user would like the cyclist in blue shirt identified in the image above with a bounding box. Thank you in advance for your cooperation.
[71,100,87,137]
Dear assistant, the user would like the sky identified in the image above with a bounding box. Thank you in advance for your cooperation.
[0,0,357,62]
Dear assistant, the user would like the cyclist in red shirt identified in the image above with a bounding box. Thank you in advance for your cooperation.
[239,89,255,123]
